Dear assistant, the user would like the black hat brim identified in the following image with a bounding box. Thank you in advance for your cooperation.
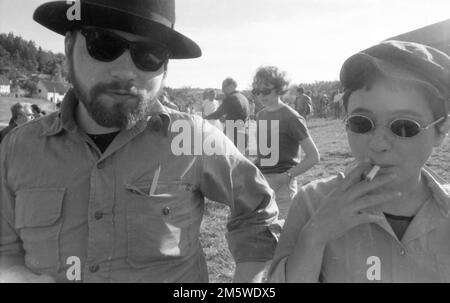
[33,1,201,59]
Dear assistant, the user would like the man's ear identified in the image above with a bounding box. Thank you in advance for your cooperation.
[434,114,450,147]
[64,31,75,55]
[64,31,78,84]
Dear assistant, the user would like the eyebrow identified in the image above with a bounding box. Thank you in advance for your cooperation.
[349,108,372,115]
[390,109,423,118]
[350,107,423,118]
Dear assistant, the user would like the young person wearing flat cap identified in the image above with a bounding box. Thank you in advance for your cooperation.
[269,40,450,282]
[0,0,281,283]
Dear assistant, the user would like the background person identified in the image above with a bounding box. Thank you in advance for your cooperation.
[205,78,250,153]
[158,90,179,111]
[332,89,344,119]
[201,89,222,130]
[252,66,320,220]
[269,41,450,282]
[295,86,313,121]
[0,102,33,143]
[31,104,46,119]
[249,98,256,120]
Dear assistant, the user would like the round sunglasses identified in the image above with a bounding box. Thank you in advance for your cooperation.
[80,28,171,72]
[345,114,445,138]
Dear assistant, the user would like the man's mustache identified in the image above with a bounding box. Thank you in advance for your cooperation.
[91,81,139,98]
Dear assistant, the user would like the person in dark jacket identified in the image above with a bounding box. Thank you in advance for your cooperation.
[205,78,250,152]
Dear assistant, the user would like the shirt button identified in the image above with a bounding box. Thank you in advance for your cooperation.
[89,265,100,273]
[162,207,170,216]
[399,249,406,256]
[94,211,103,220]
[97,162,106,169]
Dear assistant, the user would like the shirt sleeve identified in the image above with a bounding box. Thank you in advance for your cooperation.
[0,133,26,269]
[267,187,314,282]
[288,114,310,142]
[268,178,338,282]
[198,119,281,263]
[205,101,227,120]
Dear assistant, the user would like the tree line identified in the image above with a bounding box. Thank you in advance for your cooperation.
[0,32,68,96]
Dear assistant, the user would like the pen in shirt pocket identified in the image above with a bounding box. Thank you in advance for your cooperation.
[149,163,161,196]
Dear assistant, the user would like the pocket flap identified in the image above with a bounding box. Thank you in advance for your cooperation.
[15,188,65,229]
[126,180,197,197]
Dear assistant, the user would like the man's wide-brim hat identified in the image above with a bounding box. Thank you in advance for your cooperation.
[33,0,201,59]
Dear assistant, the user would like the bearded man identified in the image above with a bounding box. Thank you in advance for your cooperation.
[0,0,280,283]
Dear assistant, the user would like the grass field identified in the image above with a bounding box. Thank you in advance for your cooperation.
[201,117,450,283]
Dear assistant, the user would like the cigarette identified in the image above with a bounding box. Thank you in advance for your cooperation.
[365,165,380,181]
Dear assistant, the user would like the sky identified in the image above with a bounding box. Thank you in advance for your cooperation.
[0,0,449,89]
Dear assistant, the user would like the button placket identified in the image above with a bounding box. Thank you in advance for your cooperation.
[162,207,170,216]
[97,161,106,169]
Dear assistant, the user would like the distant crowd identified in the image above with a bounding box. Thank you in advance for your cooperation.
[160,84,344,122]
[0,102,46,143]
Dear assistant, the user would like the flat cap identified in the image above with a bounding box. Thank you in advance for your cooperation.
[340,40,450,100]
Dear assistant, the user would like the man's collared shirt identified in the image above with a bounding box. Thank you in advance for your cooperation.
[0,90,281,282]
[269,167,450,282]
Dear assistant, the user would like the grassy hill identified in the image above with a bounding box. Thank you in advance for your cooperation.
[0,96,57,127]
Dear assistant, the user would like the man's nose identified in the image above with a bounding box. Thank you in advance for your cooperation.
[368,125,392,153]
[109,50,137,81]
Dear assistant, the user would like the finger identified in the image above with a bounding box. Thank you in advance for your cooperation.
[352,191,402,212]
[343,159,361,175]
[347,173,398,201]
[339,161,372,191]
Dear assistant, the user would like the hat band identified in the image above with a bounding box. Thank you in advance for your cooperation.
[83,0,173,28]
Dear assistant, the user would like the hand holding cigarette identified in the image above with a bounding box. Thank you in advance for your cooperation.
[301,162,400,247]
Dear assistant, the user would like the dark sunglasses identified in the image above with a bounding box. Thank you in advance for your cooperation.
[345,114,444,138]
[252,88,274,96]
[80,28,171,72]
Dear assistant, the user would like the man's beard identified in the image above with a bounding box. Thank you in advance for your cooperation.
[68,55,161,130]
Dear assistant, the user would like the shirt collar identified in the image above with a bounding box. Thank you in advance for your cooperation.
[41,88,171,137]
[362,166,450,218]
[359,166,450,244]
[422,166,450,217]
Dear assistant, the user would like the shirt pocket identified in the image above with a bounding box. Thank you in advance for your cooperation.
[124,180,203,268]
[14,188,65,274]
